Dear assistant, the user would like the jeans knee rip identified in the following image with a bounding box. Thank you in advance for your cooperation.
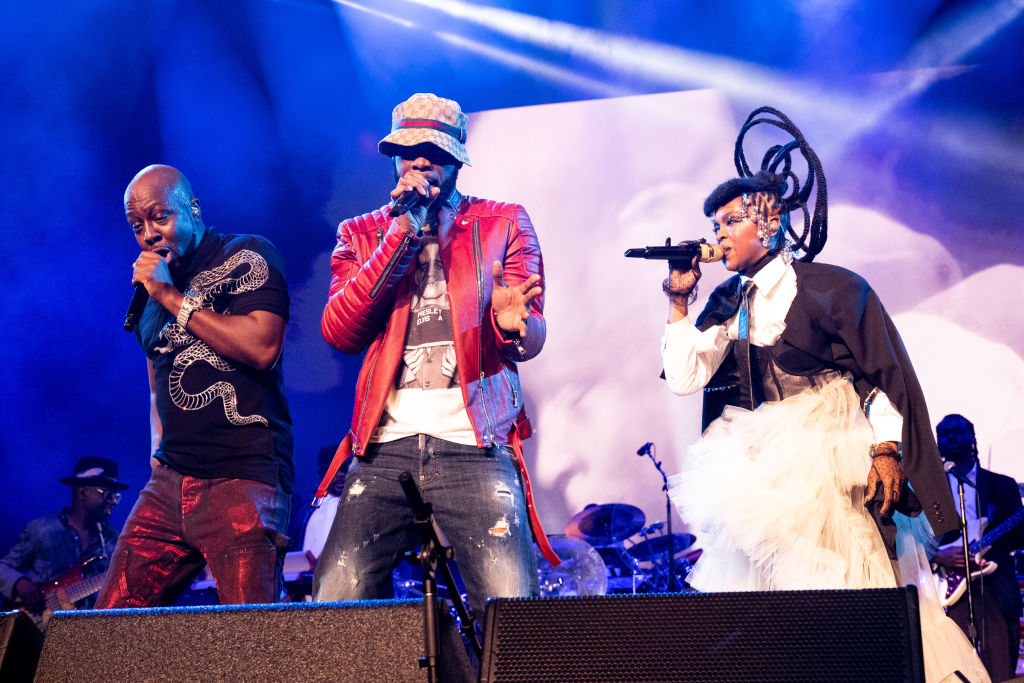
[493,483,513,497]
[346,478,367,498]
[489,515,511,537]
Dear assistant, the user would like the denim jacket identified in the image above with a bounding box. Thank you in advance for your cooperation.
[0,509,118,606]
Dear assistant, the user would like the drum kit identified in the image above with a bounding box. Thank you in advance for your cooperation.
[391,502,698,601]
[540,502,699,596]
[392,444,696,600]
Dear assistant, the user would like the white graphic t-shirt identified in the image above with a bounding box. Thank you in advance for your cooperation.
[371,233,476,445]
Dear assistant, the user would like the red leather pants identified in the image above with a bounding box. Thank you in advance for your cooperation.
[96,464,290,607]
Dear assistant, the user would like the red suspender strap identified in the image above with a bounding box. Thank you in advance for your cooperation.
[510,424,561,567]
[313,433,352,507]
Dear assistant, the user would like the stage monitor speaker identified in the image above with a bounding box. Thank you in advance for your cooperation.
[0,611,44,682]
[481,587,924,682]
[35,599,475,682]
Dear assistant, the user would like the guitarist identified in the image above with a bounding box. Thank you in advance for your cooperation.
[933,413,1024,682]
[0,457,125,622]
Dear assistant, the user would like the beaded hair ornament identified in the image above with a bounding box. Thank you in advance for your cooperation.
[704,106,829,263]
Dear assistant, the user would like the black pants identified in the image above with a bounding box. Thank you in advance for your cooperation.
[946,578,1020,682]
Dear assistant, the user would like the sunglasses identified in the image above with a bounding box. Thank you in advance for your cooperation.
[89,487,122,503]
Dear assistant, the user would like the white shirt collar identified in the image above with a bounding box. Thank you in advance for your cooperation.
[743,253,790,297]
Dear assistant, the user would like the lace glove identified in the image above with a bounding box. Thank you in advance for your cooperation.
[865,442,906,518]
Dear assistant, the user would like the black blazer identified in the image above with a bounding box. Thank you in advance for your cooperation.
[972,467,1024,619]
[697,261,960,547]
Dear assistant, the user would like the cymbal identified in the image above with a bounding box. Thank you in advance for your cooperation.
[627,533,697,561]
[566,504,645,545]
[535,534,607,598]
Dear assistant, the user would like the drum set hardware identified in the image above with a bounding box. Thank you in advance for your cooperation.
[548,501,698,597]
[534,534,608,598]
[565,503,646,546]
[627,533,697,563]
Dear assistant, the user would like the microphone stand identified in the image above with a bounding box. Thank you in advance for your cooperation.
[638,443,678,592]
[399,471,482,682]
[953,475,980,651]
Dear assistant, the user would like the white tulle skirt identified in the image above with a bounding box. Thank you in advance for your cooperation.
[895,516,991,683]
[669,376,989,682]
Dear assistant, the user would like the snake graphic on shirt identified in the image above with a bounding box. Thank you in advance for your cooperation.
[154,249,269,426]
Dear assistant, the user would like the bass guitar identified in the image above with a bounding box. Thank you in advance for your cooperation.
[934,507,1024,608]
[7,556,107,630]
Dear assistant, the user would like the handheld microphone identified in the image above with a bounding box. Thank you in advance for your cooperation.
[124,283,148,332]
[624,239,724,263]
[636,442,654,456]
[389,190,423,218]
[124,248,170,332]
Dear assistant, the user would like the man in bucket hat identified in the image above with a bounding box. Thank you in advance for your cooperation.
[0,457,126,626]
[315,93,558,623]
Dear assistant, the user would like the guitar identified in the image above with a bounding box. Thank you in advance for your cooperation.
[934,507,1024,608]
[9,556,108,630]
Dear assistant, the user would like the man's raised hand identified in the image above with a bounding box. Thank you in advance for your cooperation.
[491,260,541,337]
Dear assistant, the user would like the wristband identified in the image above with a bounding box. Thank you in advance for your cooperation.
[869,442,901,462]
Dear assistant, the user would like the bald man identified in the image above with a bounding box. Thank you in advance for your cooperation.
[96,165,294,607]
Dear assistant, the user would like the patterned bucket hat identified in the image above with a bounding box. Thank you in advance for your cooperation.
[378,93,472,166]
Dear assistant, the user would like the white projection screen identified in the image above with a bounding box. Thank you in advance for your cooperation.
[457,89,1024,547]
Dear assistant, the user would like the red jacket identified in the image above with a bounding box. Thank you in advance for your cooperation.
[320,192,558,563]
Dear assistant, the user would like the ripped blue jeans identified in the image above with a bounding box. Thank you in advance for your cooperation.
[313,435,539,621]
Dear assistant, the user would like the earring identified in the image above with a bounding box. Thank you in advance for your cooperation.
[780,240,794,265]
[757,217,772,248]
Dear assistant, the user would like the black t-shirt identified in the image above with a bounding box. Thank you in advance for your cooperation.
[136,228,294,493]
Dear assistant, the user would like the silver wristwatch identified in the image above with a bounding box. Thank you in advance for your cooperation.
[176,294,202,329]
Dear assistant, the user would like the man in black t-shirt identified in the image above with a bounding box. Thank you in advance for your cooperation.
[96,165,294,607]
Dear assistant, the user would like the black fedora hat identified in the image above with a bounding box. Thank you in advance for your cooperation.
[59,457,129,491]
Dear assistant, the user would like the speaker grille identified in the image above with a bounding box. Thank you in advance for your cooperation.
[0,610,43,682]
[481,588,923,682]
[36,599,474,683]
